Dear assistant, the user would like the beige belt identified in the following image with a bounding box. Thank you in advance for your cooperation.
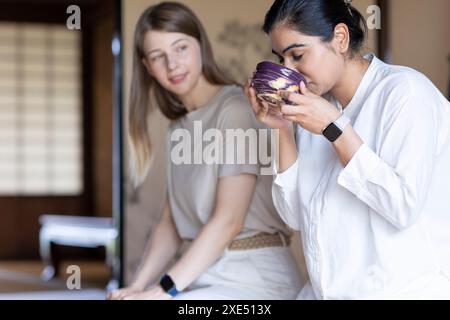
[228,232,291,251]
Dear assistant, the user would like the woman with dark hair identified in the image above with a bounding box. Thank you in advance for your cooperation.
[246,0,450,299]
[108,2,302,300]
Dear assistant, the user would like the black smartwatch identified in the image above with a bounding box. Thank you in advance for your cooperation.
[322,115,350,142]
[159,274,179,297]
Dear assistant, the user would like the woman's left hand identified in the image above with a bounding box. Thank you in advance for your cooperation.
[279,82,341,135]
[122,285,173,300]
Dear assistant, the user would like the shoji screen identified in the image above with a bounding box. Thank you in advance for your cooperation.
[0,23,82,195]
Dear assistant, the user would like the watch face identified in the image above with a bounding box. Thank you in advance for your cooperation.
[323,123,342,142]
[160,275,175,292]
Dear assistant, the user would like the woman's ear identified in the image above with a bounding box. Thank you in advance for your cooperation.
[333,23,350,54]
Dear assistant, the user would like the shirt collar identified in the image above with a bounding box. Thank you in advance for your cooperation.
[332,53,380,120]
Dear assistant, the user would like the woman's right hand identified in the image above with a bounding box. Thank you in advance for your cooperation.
[244,79,292,130]
[107,285,143,300]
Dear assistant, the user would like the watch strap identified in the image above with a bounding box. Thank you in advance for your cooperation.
[159,274,179,297]
[334,114,350,131]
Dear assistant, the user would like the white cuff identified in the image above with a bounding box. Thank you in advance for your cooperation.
[274,158,300,192]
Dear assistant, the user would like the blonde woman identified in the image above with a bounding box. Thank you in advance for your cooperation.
[108,2,302,300]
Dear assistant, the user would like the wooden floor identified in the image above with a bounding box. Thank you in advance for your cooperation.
[0,260,110,294]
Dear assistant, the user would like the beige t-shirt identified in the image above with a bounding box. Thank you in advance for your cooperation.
[166,85,290,240]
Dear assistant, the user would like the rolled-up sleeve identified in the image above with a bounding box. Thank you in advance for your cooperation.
[272,158,302,231]
[337,94,439,230]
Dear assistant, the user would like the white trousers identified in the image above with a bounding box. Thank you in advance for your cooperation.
[174,246,303,300]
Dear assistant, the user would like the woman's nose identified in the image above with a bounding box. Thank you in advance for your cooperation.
[282,60,305,79]
[283,60,295,70]
[166,55,178,71]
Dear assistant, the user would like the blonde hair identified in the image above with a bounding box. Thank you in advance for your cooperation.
[128,2,236,186]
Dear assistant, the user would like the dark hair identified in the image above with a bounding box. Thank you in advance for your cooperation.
[129,2,236,184]
[263,0,368,55]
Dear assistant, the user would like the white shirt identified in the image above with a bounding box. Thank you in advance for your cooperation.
[272,54,450,299]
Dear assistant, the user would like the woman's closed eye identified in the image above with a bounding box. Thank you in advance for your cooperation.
[276,54,302,65]
[292,54,303,62]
